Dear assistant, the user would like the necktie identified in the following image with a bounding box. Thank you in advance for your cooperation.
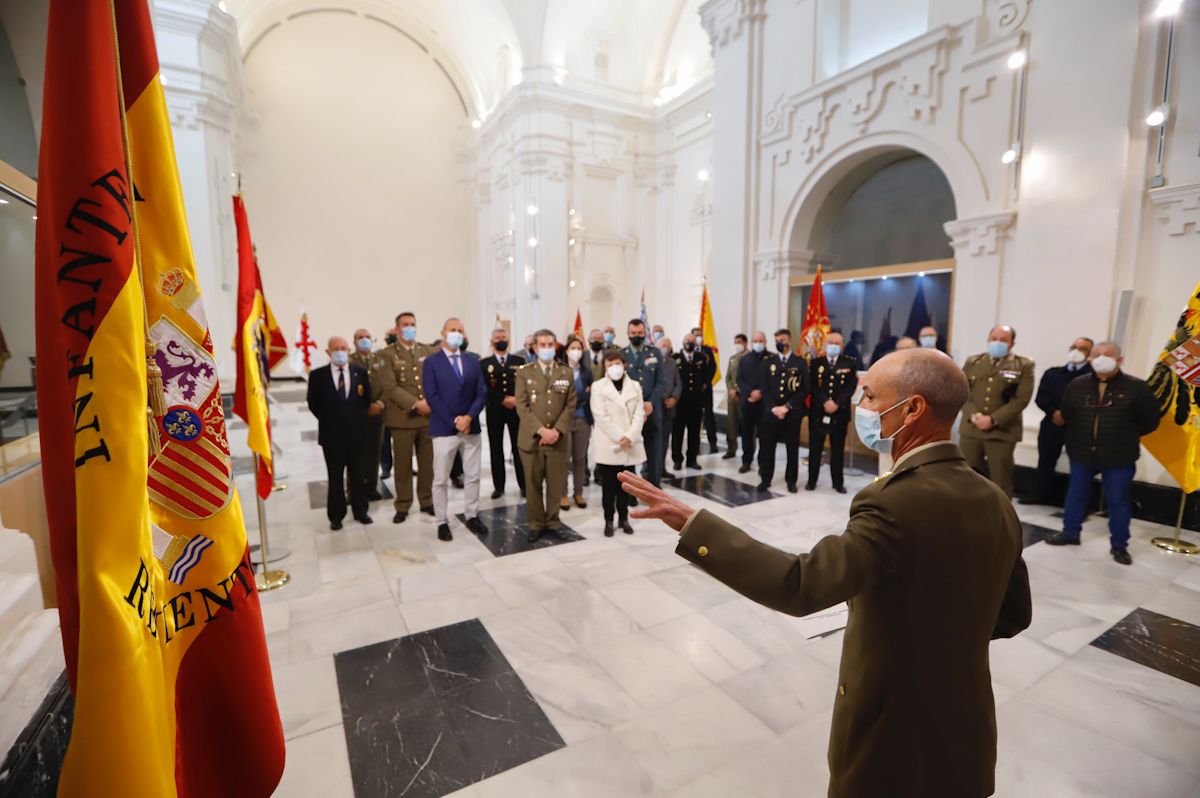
[452,353,462,378]
[337,367,346,398]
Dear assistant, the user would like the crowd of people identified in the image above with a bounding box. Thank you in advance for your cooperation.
[306,312,1160,564]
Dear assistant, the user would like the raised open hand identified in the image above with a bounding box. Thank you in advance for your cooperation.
[617,471,697,534]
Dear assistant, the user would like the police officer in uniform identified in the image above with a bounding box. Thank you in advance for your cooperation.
[691,326,720,453]
[350,328,387,501]
[757,329,808,492]
[724,334,747,460]
[673,333,709,471]
[623,319,668,486]
[807,331,858,494]
[377,311,435,522]
[959,324,1035,498]
[515,329,577,541]
[480,327,526,499]
[736,331,772,475]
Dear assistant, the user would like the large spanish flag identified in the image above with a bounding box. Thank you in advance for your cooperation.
[699,279,721,384]
[1145,279,1200,493]
[35,1,285,795]
[799,264,831,359]
[232,194,287,499]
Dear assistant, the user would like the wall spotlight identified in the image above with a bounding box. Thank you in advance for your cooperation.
[528,237,539,248]
[881,275,889,281]
[918,271,926,277]
[507,255,514,264]
[526,203,538,216]
[1146,105,1168,126]
[1001,149,1018,165]
[1006,50,1027,70]
[218,1,228,12]
[697,169,710,182]
[568,208,576,216]
[471,118,482,129]
[568,238,577,246]
[1155,0,1184,17]
[569,280,576,288]
[0,198,8,205]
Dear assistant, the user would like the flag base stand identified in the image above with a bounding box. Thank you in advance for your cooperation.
[1150,491,1197,556]
[250,545,290,565]
[256,569,291,591]
[272,482,287,492]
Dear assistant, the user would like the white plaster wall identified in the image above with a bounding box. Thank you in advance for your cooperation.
[238,9,477,356]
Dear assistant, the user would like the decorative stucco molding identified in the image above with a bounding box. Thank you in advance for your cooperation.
[943,211,1016,256]
[1149,183,1200,236]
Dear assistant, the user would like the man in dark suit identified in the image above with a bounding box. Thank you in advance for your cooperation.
[672,333,711,471]
[1023,337,1093,505]
[757,328,808,492]
[736,330,771,475]
[423,318,490,542]
[618,347,1032,798]
[808,331,860,494]
[480,327,527,500]
[306,336,375,530]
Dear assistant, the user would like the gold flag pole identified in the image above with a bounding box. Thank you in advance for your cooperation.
[1151,490,1198,555]
[254,453,290,591]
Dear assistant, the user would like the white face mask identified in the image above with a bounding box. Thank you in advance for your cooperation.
[1091,355,1118,375]
[606,364,626,381]
[736,344,746,354]
[567,348,583,364]
[1067,348,1087,365]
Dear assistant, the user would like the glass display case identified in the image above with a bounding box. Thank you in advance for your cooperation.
[0,170,39,480]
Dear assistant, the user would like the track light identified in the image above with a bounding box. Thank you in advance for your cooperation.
[526,203,538,216]
[1155,0,1184,17]
[1006,50,1027,70]
[1146,105,1168,127]
[697,169,710,182]
[528,237,538,248]
[1001,149,1018,165]
[471,119,482,129]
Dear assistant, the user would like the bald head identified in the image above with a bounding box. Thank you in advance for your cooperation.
[862,348,968,426]
[327,335,349,354]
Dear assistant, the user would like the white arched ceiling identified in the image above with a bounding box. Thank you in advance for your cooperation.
[653,0,713,103]
[224,0,523,115]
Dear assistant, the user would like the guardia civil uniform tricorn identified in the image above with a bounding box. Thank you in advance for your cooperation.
[514,339,577,539]
[958,326,1034,498]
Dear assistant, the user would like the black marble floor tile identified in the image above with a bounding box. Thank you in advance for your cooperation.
[0,672,73,798]
[335,620,564,798]
[1091,608,1200,688]
[456,504,584,557]
[301,430,318,442]
[1021,521,1059,547]
[664,472,779,507]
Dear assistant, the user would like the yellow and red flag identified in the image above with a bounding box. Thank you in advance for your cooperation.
[572,307,584,339]
[699,279,721,384]
[1145,279,1200,493]
[800,265,831,359]
[34,1,285,795]
[232,195,287,499]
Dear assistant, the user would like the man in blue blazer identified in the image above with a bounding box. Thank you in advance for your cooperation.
[423,318,490,541]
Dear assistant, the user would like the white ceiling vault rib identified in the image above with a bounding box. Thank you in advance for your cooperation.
[362,13,428,53]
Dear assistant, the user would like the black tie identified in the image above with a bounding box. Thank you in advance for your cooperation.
[337,367,346,398]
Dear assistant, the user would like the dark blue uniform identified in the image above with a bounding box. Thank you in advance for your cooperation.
[757,352,809,490]
[672,348,712,468]
[623,344,668,486]
[1030,361,1093,502]
[808,354,859,490]
[736,350,772,469]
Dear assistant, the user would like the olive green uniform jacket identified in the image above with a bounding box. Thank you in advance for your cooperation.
[676,442,1032,798]
[376,342,434,429]
[959,352,1035,442]
[514,361,577,452]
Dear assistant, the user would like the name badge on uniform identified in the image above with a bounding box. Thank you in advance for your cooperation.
[1000,370,1019,379]
[836,368,852,374]
[646,357,658,365]
[553,379,569,393]
[357,384,364,396]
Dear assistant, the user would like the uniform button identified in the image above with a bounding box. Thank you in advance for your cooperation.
[697,545,709,557]
[838,685,846,696]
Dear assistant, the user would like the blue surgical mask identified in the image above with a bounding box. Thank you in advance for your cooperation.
[444,331,464,349]
[987,341,1009,358]
[854,397,911,454]
[826,344,842,359]
[919,335,937,349]
[652,331,664,342]
[401,326,418,342]
[356,337,372,353]
[538,347,556,363]
[330,350,349,367]
[751,342,765,353]
[603,332,615,345]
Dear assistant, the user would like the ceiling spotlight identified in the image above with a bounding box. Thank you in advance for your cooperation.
[471,118,481,129]
[568,208,576,216]
[697,169,710,182]
[218,1,228,12]
[652,96,664,107]
[1146,105,1168,127]
[553,70,566,85]
[528,237,539,248]
[0,198,9,205]
[918,271,926,277]
[569,280,576,288]
[32,214,38,220]
[1155,0,1184,17]
[881,275,889,281]
[526,203,538,216]
[1001,149,1018,164]
[706,111,712,119]
[568,238,577,246]
[1006,50,1027,70]
[506,229,513,236]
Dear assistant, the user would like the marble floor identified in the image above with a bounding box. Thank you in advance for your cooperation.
[237,388,1200,798]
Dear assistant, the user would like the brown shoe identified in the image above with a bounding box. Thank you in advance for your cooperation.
[574,494,587,509]
[560,497,571,510]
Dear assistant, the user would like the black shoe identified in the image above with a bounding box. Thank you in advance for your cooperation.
[367,491,383,501]
[527,529,542,543]
[805,483,816,491]
[380,470,391,480]
[757,482,770,493]
[490,489,504,500]
[355,514,374,525]
[451,477,464,489]
[604,521,615,537]
[620,520,634,535]
[722,451,736,460]
[1111,547,1132,565]
[787,484,797,494]
[392,511,407,524]
[1018,496,1047,506]
[330,520,343,530]
[464,517,489,535]
[420,506,435,516]
[437,524,453,542]
[834,486,847,494]
[738,464,752,474]
[663,471,677,480]
[686,461,701,471]
[673,461,683,471]
[627,496,639,507]
[1046,532,1081,546]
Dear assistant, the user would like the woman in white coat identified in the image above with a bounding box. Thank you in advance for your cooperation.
[589,351,647,536]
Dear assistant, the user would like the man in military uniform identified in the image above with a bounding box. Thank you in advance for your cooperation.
[623,319,668,486]
[616,347,1031,798]
[672,333,710,471]
[515,329,577,541]
[736,331,771,475]
[377,311,435,522]
[959,324,1035,498]
[807,331,859,494]
[757,329,808,492]
[724,334,747,460]
[691,326,720,454]
[479,327,526,500]
[658,337,682,479]
[350,328,387,501]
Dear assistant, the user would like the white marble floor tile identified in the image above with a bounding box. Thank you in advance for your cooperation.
[392,561,486,603]
[281,598,408,664]
[273,654,342,740]
[585,631,713,711]
[275,725,354,798]
[480,603,580,669]
[288,579,394,627]
[472,731,661,798]
[397,582,504,634]
[704,597,804,660]
[316,548,387,588]
[647,612,766,682]
[597,575,695,628]
[1022,596,1112,655]
[647,564,743,611]
[487,565,589,609]
[557,544,660,588]
[717,648,839,734]
[988,634,1067,693]
[1143,583,1200,626]
[517,651,644,744]
[540,587,640,647]
[668,736,829,798]
[613,685,776,791]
